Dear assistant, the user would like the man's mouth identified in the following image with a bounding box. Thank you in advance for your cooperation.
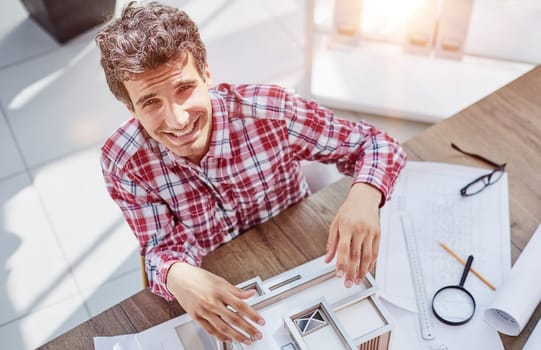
[163,116,200,141]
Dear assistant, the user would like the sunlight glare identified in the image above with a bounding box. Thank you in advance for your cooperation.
[9,42,95,110]
[8,70,63,110]
[363,0,426,36]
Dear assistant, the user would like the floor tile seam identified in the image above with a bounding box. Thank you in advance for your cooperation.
[79,265,141,296]
[26,184,139,319]
[261,0,305,49]
[0,102,31,175]
[0,119,106,324]
[25,141,105,173]
[0,170,29,183]
[0,102,93,329]
[80,269,142,318]
[0,291,87,328]
[27,171,94,318]
[196,0,235,33]
[0,46,59,75]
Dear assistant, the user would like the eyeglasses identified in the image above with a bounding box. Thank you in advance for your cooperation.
[451,143,506,197]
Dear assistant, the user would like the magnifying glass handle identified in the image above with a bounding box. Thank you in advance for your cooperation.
[459,255,474,287]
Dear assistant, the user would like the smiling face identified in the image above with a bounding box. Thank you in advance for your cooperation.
[124,53,213,164]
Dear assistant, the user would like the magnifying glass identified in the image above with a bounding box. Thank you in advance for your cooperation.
[432,255,476,325]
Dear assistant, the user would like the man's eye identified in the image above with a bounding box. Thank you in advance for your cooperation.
[143,99,158,107]
[177,85,193,93]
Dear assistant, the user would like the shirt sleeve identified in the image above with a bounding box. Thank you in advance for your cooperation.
[283,90,407,205]
[100,155,203,301]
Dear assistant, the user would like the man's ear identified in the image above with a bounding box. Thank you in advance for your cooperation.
[204,64,212,87]
[126,103,137,118]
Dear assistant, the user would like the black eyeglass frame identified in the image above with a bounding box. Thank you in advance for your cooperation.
[451,143,507,197]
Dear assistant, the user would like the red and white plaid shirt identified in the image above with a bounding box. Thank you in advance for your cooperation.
[101,84,406,300]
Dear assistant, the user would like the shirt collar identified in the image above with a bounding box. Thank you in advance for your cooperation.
[206,89,232,159]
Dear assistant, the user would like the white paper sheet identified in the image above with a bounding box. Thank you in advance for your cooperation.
[382,300,504,350]
[377,161,511,312]
[485,223,541,335]
[93,334,139,350]
[375,161,510,349]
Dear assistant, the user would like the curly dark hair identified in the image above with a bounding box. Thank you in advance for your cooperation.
[95,1,207,110]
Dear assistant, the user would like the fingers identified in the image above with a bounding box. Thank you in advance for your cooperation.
[325,219,339,263]
[169,265,265,345]
[335,230,350,280]
[228,286,266,326]
[195,316,231,343]
[368,230,381,273]
[198,311,255,345]
[195,289,264,345]
[217,286,265,345]
[220,306,262,344]
[356,236,373,282]
[335,224,379,288]
[347,234,363,286]
[234,287,258,301]
[330,182,382,287]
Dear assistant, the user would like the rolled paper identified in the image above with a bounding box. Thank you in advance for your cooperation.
[484,224,541,335]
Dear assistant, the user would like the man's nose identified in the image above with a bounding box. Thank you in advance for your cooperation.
[165,103,190,128]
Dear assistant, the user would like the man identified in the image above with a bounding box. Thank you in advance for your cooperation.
[95,1,406,346]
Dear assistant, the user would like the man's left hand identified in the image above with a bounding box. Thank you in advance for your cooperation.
[324,182,382,287]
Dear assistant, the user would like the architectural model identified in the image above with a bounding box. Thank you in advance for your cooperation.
[134,256,393,350]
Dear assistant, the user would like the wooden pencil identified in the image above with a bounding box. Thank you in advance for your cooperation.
[438,242,496,291]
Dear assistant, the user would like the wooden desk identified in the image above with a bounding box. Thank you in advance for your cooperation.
[39,66,541,350]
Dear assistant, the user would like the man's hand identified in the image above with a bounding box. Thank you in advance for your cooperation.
[166,262,265,345]
[324,182,382,287]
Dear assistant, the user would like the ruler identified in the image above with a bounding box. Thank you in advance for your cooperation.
[400,213,435,340]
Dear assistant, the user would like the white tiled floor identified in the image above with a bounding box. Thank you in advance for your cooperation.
[0,0,430,349]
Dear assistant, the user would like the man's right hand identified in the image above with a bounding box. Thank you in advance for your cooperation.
[166,262,265,345]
